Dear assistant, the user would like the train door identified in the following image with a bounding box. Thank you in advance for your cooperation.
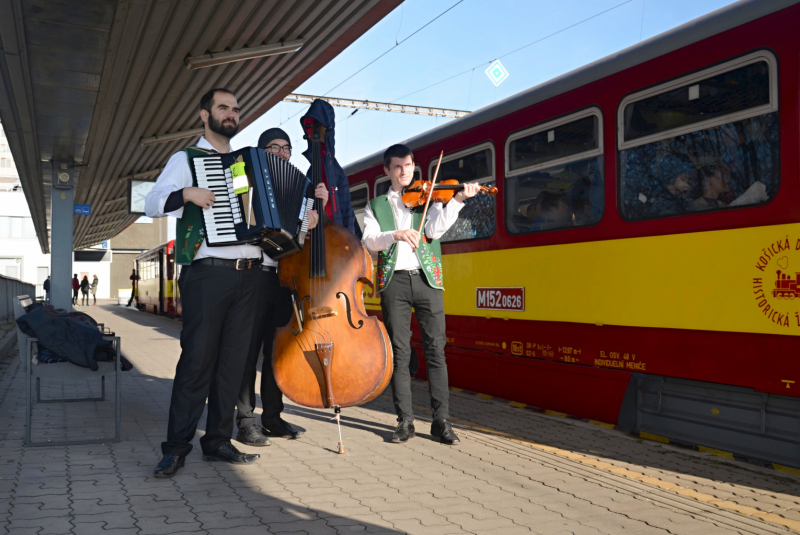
[164,243,177,317]
[156,249,163,314]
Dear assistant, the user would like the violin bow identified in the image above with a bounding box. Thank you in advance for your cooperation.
[416,150,444,241]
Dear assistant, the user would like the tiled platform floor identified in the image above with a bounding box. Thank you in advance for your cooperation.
[0,301,798,534]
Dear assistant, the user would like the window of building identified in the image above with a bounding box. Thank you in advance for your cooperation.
[429,143,496,242]
[349,182,369,232]
[0,216,35,239]
[618,51,779,220]
[505,108,604,234]
[22,218,35,239]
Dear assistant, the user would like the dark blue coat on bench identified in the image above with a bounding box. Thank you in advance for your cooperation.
[16,307,116,371]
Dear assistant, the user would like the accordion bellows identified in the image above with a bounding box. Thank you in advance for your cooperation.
[190,147,314,259]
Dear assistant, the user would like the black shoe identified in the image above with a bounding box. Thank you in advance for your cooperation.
[153,454,185,478]
[262,418,305,439]
[391,420,415,443]
[431,419,461,445]
[236,425,272,446]
[202,443,260,464]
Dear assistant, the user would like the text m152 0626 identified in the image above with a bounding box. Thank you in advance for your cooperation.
[476,287,525,312]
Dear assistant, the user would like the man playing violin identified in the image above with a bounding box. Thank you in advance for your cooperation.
[362,144,479,445]
[235,128,331,447]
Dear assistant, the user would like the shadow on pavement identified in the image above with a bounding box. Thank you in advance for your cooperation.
[100,300,800,505]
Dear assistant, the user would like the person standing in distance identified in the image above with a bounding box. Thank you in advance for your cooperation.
[361,144,479,445]
[126,269,138,307]
[71,274,79,306]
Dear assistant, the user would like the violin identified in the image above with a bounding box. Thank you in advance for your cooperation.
[273,109,392,454]
[402,179,498,208]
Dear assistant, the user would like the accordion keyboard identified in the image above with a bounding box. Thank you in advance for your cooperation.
[192,156,243,243]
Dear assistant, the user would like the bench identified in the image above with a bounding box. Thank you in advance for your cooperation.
[13,295,121,446]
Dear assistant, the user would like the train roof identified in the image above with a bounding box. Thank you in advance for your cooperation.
[134,240,173,261]
[343,0,799,176]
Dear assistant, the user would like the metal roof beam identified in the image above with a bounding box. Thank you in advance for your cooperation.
[283,93,470,119]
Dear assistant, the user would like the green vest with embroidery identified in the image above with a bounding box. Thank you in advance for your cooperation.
[369,195,444,293]
[175,145,215,265]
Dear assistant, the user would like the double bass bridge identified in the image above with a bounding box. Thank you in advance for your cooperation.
[310,306,337,320]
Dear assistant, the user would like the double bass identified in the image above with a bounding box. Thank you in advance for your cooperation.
[273,112,393,452]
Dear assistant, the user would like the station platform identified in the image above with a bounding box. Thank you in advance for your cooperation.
[0,302,799,534]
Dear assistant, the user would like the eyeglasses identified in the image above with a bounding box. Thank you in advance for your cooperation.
[265,144,292,155]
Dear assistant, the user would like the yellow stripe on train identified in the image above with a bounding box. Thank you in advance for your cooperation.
[365,223,800,337]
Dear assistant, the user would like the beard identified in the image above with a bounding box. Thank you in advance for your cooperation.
[208,114,239,138]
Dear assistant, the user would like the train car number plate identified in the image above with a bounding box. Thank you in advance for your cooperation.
[476,287,525,311]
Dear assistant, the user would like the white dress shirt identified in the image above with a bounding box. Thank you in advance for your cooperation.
[362,187,465,271]
[145,136,268,262]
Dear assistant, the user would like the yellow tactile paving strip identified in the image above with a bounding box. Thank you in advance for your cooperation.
[449,416,800,533]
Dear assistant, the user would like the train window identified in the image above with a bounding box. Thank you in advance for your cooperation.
[619,51,779,221]
[374,176,391,198]
[505,109,604,234]
[430,143,495,242]
[508,115,598,172]
[350,182,369,232]
[374,167,422,198]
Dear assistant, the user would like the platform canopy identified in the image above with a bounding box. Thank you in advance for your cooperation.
[0,0,400,253]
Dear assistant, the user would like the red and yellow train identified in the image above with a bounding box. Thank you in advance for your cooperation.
[134,240,182,317]
[344,0,800,467]
[132,0,800,467]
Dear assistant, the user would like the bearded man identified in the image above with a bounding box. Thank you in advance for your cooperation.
[145,88,273,477]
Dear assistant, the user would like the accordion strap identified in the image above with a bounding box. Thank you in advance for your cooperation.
[175,145,217,265]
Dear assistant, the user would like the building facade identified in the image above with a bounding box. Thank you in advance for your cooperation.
[0,122,170,300]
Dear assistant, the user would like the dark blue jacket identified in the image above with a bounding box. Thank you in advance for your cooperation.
[16,306,126,370]
[301,100,361,237]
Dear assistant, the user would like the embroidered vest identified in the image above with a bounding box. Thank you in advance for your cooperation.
[369,195,444,293]
[175,145,215,265]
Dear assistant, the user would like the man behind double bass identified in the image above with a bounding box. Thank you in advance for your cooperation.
[235,127,330,446]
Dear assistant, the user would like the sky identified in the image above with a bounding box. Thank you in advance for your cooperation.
[232,0,739,170]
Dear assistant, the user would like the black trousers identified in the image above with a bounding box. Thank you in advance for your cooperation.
[161,262,261,456]
[236,270,292,428]
[380,270,450,423]
[72,289,79,304]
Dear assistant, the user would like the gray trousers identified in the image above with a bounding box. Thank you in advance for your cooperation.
[380,270,450,423]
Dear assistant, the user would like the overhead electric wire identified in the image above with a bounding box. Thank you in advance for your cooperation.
[322,0,466,97]
[390,0,635,105]
[279,0,465,126]
[282,0,636,129]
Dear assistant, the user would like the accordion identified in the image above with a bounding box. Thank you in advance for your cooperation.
[190,147,315,259]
